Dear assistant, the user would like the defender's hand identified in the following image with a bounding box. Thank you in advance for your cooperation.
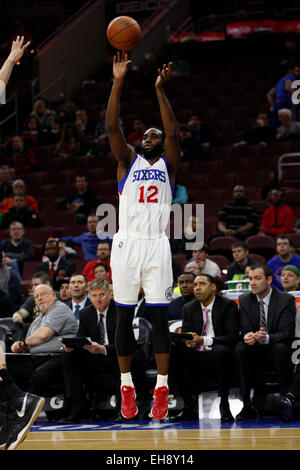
[7,36,30,64]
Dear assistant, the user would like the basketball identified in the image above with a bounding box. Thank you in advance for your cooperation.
[107,16,142,51]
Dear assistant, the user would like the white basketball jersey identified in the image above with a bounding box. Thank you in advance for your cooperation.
[117,154,173,238]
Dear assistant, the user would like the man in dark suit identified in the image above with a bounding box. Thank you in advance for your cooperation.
[37,238,76,283]
[168,272,196,320]
[60,278,146,422]
[235,264,296,420]
[60,278,119,422]
[65,272,91,320]
[170,273,240,422]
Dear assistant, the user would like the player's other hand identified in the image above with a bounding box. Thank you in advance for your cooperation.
[113,51,132,81]
[7,36,30,64]
[155,62,173,89]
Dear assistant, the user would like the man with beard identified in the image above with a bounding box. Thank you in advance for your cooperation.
[106,51,180,421]
[37,238,76,283]
[214,185,259,240]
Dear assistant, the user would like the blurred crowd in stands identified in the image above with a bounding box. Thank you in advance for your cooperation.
[1,31,300,423]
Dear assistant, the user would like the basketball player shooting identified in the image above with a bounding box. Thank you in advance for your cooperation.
[106,51,180,420]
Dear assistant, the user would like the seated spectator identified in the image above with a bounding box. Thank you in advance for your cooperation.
[54,123,85,158]
[259,188,294,236]
[214,185,259,240]
[1,193,40,228]
[0,244,22,317]
[2,221,34,273]
[94,104,125,149]
[266,63,300,127]
[0,165,14,202]
[2,135,36,174]
[178,124,202,161]
[235,113,276,145]
[82,240,112,281]
[8,284,78,399]
[184,260,201,276]
[56,278,72,303]
[93,105,108,145]
[128,118,147,152]
[57,174,99,225]
[168,272,196,320]
[37,238,76,283]
[188,243,221,277]
[226,241,257,281]
[280,265,300,292]
[75,109,94,136]
[268,235,300,291]
[20,116,39,146]
[187,114,217,150]
[276,108,300,140]
[169,274,239,421]
[12,271,53,325]
[65,273,91,320]
[61,214,113,260]
[234,264,295,420]
[0,178,39,215]
[94,262,110,281]
[59,279,120,422]
[31,99,56,134]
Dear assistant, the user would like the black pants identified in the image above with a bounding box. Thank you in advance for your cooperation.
[6,354,64,396]
[169,342,235,409]
[63,349,120,413]
[235,342,293,398]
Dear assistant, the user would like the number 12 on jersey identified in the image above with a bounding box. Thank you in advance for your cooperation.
[138,185,158,203]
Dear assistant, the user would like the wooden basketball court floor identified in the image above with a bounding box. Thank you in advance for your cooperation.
[12,416,300,452]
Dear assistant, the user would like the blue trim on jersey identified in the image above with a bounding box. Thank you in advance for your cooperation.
[118,154,138,195]
[161,156,174,196]
[145,303,169,306]
[115,301,137,307]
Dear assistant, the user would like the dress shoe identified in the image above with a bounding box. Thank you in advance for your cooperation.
[235,405,257,420]
[219,402,234,422]
[169,408,198,422]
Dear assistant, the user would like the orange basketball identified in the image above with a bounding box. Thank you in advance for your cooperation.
[107,16,141,51]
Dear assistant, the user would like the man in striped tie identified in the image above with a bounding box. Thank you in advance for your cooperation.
[60,278,119,423]
[235,264,296,420]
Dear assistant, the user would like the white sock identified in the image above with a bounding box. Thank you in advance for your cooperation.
[155,374,168,389]
[121,372,134,388]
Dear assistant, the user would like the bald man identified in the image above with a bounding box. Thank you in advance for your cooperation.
[7,284,78,399]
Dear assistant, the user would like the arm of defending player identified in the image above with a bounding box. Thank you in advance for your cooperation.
[106,51,136,175]
[155,62,180,175]
[0,36,30,87]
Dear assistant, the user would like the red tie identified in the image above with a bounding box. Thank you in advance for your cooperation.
[49,263,55,277]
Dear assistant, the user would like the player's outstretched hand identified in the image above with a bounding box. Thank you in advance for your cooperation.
[113,51,132,81]
[7,35,30,64]
[155,62,173,89]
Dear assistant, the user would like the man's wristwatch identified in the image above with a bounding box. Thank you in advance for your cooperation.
[23,338,30,349]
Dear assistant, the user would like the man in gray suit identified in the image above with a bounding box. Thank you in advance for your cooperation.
[235,264,296,420]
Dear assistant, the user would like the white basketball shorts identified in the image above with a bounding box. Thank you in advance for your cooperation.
[110,232,173,306]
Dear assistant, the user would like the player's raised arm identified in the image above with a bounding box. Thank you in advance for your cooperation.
[0,36,30,86]
[106,51,136,176]
[155,62,180,175]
